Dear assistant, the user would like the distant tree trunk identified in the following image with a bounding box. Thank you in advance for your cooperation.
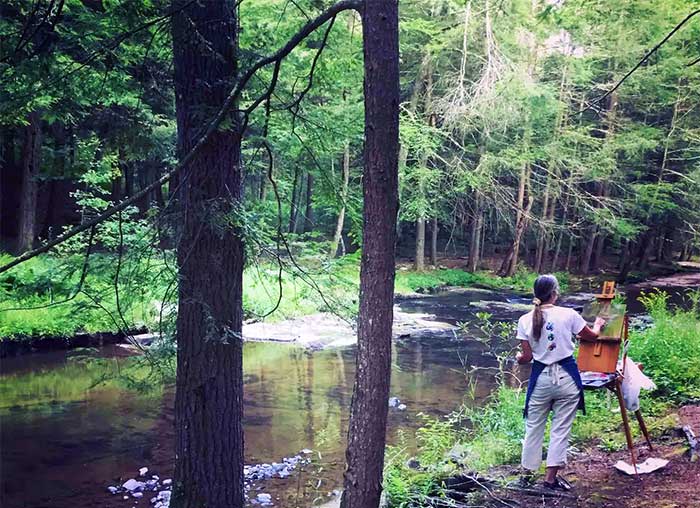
[1,128,19,242]
[534,178,550,273]
[288,165,300,233]
[430,216,438,266]
[413,58,434,272]
[468,186,483,272]
[499,157,532,277]
[551,199,569,271]
[564,234,574,272]
[17,112,42,253]
[591,182,608,271]
[617,241,633,282]
[580,224,596,274]
[341,2,399,508]
[171,2,244,507]
[593,229,606,270]
[415,217,425,270]
[303,173,314,233]
[330,144,350,258]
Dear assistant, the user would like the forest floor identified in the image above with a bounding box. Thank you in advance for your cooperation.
[489,405,700,508]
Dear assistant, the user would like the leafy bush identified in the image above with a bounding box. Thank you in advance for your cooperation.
[628,290,700,399]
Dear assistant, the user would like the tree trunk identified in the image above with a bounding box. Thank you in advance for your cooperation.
[18,111,42,253]
[564,234,574,272]
[303,173,314,233]
[430,216,438,267]
[534,178,550,273]
[341,2,399,508]
[288,165,300,233]
[413,59,433,272]
[414,217,425,270]
[580,224,596,274]
[330,144,351,258]
[468,193,483,272]
[171,2,244,507]
[499,158,532,277]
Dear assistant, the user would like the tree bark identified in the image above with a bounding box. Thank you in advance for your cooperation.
[171,2,244,507]
[499,157,532,277]
[303,173,314,233]
[430,216,438,267]
[468,191,483,272]
[288,164,300,233]
[534,178,550,273]
[341,2,399,508]
[415,216,426,270]
[18,111,42,253]
[564,234,574,272]
[330,144,351,258]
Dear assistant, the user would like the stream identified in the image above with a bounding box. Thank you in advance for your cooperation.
[1,276,696,508]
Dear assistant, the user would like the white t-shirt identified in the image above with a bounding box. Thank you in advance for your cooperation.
[516,305,587,365]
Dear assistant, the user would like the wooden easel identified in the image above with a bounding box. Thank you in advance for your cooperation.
[579,281,653,476]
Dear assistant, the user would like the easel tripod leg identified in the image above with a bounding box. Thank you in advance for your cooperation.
[635,409,653,450]
[614,381,638,475]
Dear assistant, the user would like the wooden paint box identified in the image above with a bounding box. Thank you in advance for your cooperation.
[577,338,621,373]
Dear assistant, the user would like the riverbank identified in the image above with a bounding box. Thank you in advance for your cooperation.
[384,289,700,507]
[0,249,567,346]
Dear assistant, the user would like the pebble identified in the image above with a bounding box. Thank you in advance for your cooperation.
[123,479,145,492]
[139,467,149,476]
[133,492,143,498]
[397,403,407,411]
[161,479,173,486]
[108,486,119,494]
[257,493,273,505]
[388,396,400,408]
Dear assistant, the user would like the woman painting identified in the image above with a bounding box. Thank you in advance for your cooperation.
[515,274,605,490]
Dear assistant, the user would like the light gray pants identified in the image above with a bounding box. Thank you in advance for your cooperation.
[521,364,580,471]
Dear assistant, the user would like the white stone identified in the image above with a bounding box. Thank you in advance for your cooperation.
[139,467,149,476]
[162,479,173,486]
[107,486,119,494]
[133,492,144,498]
[123,479,145,491]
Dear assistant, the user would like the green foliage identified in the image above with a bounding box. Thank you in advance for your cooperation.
[628,290,700,399]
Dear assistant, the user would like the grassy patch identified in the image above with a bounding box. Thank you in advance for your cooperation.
[395,268,570,295]
[2,249,559,340]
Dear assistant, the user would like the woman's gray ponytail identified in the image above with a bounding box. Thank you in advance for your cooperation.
[531,274,559,340]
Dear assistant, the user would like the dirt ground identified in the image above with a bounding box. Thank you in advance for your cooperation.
[490,405,700,508]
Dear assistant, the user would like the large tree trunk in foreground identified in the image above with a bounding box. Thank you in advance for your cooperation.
[17,112,42,253]
[341,2,399,508]
[171,2,244,507]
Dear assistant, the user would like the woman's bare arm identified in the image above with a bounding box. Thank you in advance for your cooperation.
[578,317,606,342]
[516,340,533,364]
